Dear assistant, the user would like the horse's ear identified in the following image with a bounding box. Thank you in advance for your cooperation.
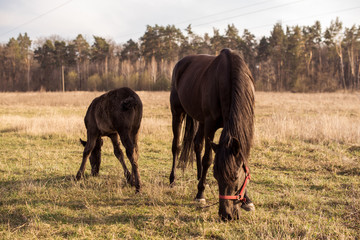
[210,141,219,153]
[231,137,241,156]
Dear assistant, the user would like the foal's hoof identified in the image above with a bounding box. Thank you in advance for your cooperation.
[241,202,255,212]
[125,172,133,185]
[169,175,175,185]
[169,181,176,188]
[129,178,137,187]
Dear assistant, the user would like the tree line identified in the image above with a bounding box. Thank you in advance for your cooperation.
[0,17,359,92]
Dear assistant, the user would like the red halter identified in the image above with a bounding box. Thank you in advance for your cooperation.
[219,164,250,202]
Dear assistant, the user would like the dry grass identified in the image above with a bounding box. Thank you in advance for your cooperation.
[255,92,360,144]
[0,91,172,138]
[1,91,359,144]
[0,91,359,239]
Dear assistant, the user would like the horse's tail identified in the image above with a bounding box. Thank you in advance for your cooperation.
[177,114,198,169]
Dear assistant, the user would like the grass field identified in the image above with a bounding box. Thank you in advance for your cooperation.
[0,91,359,239]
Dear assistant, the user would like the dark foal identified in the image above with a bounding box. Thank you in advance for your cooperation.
[76,87,142,193]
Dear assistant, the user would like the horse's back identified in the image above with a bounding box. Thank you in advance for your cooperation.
[172,54,218,121]
[172,54,215,89]
[172,52,232,123]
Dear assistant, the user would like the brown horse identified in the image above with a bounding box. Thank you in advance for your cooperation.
[76,87,142,193]
[169,49,255,220]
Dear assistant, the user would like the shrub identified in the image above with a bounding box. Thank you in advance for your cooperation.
[153,74,170,91]
[66,71,78,91]
[87,74,102,91]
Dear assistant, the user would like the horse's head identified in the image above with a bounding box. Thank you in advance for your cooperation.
[211,137,250,220]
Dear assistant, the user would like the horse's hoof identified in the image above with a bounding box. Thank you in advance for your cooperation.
[195,198,206,204]
[241,202,255,212]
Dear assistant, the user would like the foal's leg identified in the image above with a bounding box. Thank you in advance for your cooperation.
[119,130,141,192]
[76,134,98,180]
[194,124,204,181]
[131,130,140,187]
[89,137,103,176]
[109,133,131,183]
[195,121,217,201]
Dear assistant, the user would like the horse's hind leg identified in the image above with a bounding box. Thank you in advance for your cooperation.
[76,134,98,180]
[119,130,141,192]
[194,124,204,181]
[109,133,131,183]
[169,90,185,185]
[89,137,103,176]
[169,112,184,185]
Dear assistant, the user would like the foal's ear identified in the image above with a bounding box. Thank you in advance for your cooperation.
[210,140,219,153]
[231,137,241,156]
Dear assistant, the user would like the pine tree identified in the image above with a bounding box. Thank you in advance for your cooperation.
[269,23,286,90]
[74,34,90,90]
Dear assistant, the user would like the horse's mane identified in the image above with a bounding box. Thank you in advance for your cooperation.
[214,49,255,185]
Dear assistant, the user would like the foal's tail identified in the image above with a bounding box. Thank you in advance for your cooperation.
[80,138,87,147]
[121,96,138,111]
[178,114,198,169]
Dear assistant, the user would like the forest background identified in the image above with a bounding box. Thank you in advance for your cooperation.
[0,17,359,92]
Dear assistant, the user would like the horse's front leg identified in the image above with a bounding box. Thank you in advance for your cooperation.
[194,124,204,180]
[195,121,216,202]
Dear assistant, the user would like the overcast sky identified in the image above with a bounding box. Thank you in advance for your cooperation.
[0,0,359,44]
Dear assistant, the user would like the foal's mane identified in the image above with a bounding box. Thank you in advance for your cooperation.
[214,49,255,185]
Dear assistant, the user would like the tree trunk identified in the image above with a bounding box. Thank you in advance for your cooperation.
[61,65,65,92]
[357,59,360,89]
[318,47,322,78]
[26,57,31,91]
[306,51,312,77]
[77,60,81,90]
[336,42,346,90]
[105,56,108,75]
[348,45,355,89]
